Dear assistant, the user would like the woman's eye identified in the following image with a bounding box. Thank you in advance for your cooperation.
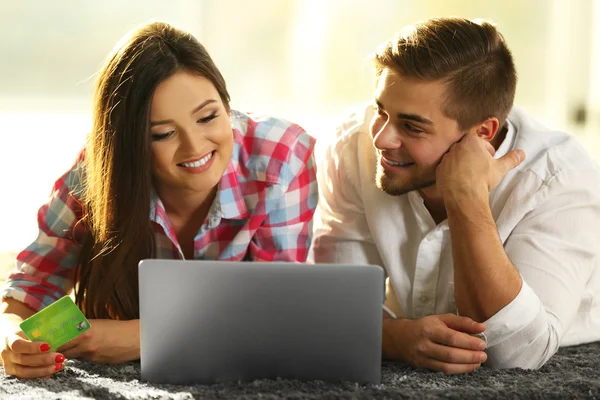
[151,131,174,141]
[197,112,218,123]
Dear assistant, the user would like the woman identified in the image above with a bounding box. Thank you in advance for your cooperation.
[0,21,317,379]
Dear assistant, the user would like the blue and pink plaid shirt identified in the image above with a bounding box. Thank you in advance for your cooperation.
[2,110,318,312]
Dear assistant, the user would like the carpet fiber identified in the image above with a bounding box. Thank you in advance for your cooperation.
[1,342,599,399]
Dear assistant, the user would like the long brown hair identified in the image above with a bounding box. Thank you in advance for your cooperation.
[373,17,517,130]
[75,21,230,320]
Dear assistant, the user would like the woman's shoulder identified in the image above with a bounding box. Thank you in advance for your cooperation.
[229,110,315,186]
[52,149,87,199]
[230,110,313,149]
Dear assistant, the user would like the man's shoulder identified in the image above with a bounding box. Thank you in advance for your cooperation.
[332,103,373,141]
[319,103,375,160]
[508,107,600,180]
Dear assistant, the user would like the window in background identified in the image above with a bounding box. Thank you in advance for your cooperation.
[1,0,598,252]
[0,0,204,251]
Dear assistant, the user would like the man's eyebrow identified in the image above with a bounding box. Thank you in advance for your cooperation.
[397,113,433,125]
[374,99,433,125]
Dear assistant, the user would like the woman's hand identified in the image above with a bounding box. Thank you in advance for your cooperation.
[1,299,65,379]
[57,319,140,364]
[1,325,64,379]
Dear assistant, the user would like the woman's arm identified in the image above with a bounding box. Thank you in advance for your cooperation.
[246,130,318,262]
[56,319,140,363]
[2,154,86,312]
[0,298,37,350]
[1,155,87,377]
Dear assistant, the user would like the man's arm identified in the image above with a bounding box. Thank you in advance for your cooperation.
[446,179,600,368]
[437,133,525,323]
[312,113,487,374]
[445,193,522,322]
[438,134,600,369]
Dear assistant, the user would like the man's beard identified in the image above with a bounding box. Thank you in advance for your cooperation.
[375,161,436,196]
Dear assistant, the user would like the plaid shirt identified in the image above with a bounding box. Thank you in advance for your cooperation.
[2,110,318,312]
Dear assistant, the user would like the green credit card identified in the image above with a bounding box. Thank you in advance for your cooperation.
[20,295,92,351]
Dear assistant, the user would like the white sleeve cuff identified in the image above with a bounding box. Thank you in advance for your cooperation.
[482,278,544,348]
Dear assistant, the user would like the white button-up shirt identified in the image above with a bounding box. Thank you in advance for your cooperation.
[310,104,600,369]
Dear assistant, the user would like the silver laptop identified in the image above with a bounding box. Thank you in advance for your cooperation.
[138,259,384,385]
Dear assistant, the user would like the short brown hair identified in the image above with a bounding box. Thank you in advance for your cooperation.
[373,17,517,130]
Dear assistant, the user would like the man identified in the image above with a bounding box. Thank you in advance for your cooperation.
[310,17,600,374]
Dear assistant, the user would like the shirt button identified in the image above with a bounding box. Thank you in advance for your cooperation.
[419,295,429,303]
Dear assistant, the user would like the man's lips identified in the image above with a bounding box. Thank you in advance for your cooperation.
[382,156,415,167]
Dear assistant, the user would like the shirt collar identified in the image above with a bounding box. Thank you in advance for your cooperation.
[494,120,517,160]
[212,159,250,221]
[149,159,249,231]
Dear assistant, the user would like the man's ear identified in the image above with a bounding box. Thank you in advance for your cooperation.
[471,117,500,142]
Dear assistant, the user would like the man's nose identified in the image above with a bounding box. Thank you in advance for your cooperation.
[372,120,402,151]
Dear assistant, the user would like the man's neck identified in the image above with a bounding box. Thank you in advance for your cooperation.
[419,186,447,226]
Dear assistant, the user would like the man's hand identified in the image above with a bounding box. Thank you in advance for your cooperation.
[436,133,525,200]
[383,314,487,374]
[57,319,140,364]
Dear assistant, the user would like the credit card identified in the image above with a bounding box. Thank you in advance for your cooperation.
[20,295,92,351]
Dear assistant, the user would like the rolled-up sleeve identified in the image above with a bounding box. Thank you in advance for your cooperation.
[248,130,318,262]
[483,168,600,369]
[1,157,86,312]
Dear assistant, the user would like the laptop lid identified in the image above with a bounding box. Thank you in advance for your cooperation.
[138,260,384,384]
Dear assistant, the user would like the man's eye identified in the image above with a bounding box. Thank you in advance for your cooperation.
[404,123,423,134]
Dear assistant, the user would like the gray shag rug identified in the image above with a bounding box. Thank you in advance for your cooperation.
[1,342,599,399]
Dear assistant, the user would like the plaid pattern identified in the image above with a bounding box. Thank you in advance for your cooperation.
[2,110,318,311]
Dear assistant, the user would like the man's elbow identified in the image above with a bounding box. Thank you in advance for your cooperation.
[485,352,554,370]
[484,328,561,370]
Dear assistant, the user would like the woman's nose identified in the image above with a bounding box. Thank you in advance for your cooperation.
[178,128,202,153]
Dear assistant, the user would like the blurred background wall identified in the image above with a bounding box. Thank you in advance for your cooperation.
[1,0,599,252]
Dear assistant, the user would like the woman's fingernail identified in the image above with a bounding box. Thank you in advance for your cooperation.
[40,344,51,352]
[55,355,65,363]
[55,363,63,371]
